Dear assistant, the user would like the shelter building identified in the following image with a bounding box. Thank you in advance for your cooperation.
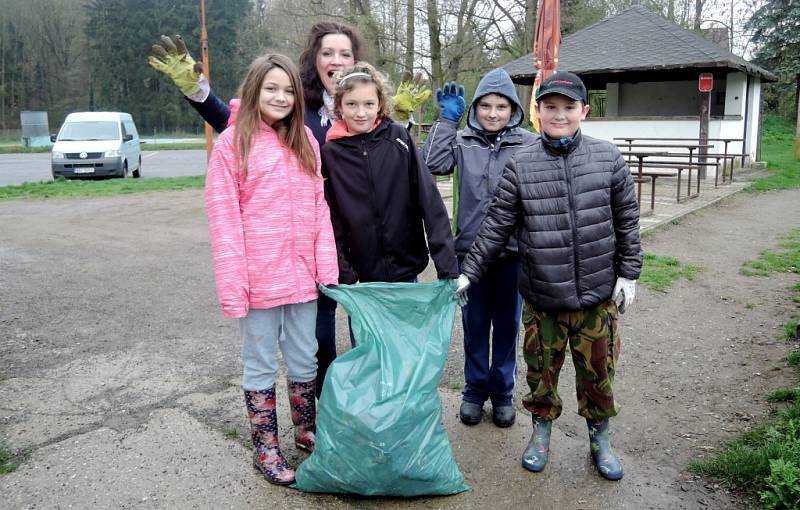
[503,5,776,162]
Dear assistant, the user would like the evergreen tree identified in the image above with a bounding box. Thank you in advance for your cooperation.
[746,0,799,115]
[85,0,248,132]
[746,0,800,156]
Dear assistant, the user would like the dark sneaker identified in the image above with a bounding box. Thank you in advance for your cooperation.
[492,405,516,428]
[459,401,483,425]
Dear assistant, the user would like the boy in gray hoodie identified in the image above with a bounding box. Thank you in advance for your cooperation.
[422,68,537,428]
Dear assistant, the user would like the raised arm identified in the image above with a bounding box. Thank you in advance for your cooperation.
[421,82,465,175]
[148,35,231,134]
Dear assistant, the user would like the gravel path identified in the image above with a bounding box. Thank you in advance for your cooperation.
[1,187,798,508]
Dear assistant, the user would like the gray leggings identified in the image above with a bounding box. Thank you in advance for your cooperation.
[239,301,318,391]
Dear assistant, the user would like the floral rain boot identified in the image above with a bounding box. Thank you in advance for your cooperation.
[243,387,295,485]
[288,380,316,452]
[587,418,624,481]
[521,415,552,472]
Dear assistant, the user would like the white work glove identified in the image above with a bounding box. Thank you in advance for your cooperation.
[612,277,637,313]
[454,274,471,307]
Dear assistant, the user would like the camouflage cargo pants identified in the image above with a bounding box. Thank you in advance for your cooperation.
[521,300,621,421]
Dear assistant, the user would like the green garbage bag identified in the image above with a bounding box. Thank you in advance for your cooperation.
[294,280,470,496]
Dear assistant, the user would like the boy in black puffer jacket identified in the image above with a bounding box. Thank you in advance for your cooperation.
[455,71,642,481]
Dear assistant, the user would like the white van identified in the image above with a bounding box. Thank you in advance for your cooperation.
[51,112,142,179]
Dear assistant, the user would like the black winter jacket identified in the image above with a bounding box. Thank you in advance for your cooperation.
[461,131,642,311]
[321,119,459,284]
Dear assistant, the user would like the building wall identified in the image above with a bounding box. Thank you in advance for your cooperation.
[747,78,762,157]
[581,72,762,161]
[724,72,747,117]
[615,80,727,116]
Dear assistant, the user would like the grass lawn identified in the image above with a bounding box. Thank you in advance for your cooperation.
[748,115,800,192]
[0,446,17,474]
[0,145,51,154]
[639,253,703,291]
[0,176,205,201]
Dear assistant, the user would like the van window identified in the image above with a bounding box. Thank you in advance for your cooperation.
[59,121,120,141]
[122,120,138,138]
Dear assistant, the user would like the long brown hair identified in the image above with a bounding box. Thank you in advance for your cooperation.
[234,53,317,178]
[299,21,366,111]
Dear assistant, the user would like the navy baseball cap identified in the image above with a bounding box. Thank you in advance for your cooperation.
[535,71,588,103]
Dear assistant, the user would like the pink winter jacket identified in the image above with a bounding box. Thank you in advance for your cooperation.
[204,123,339,318]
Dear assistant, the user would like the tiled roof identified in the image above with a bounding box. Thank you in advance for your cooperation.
[503,5,775,81]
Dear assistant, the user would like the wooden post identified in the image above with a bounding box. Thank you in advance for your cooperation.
[698,90,710,179]
[201,0,213,160]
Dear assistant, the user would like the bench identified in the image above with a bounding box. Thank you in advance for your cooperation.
[633,171,670,214]
[625,156,721,213]
[634,163,712,203]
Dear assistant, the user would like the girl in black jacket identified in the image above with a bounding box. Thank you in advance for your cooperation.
[321,62,458,288]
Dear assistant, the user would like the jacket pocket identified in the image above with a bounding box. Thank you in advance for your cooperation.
[522,304,544,372]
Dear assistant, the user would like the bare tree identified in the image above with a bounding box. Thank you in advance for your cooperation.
[403,0,415,80]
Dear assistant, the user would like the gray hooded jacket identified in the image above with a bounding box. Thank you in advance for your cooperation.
[422,68,537,256]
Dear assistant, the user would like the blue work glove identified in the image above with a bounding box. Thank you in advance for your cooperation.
[436,82,466,123]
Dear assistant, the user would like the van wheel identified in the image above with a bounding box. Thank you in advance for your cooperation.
[121,161,128,179]
[133,156,141,178]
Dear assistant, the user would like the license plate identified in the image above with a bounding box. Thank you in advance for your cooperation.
[73,167,95,174]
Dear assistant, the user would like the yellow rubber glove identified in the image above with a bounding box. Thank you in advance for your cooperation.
[147,35,204,96]
[393,74,432,124]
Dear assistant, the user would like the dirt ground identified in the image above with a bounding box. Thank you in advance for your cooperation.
[1,186,799,509]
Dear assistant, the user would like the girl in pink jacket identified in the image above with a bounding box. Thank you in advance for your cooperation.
[204,54,338,486]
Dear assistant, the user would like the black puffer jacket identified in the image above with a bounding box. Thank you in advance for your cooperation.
[322,119,458,284]
[461,131,642,311]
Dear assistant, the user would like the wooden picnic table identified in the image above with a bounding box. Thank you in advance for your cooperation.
[614,137,747,182]
[616,143,717,180]
[614,137,742,143]
[619,150,716,206]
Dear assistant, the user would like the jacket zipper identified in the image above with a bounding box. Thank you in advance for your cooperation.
[486,143,497,197]
[362,138,389,279]
[563,154,581,301]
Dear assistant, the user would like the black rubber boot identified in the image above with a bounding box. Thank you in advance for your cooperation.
[459,400,483,425]
[492,405,516,428]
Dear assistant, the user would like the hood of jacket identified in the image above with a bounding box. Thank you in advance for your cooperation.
[467,68,525,132]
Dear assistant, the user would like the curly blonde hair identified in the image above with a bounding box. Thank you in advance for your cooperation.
[333,62,394,120]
